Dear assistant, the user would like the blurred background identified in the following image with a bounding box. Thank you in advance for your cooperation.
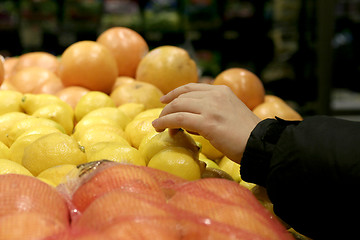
[1,0,360,119]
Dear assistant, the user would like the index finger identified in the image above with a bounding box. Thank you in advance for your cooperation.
[160,83,214,103]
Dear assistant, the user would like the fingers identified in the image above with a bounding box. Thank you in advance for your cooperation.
[152,112,204,134]
[158,97,204,119]
[160,83,214,103]
[154,83,220,134]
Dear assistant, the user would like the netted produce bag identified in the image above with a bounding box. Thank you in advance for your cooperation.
[55,160,294,240]
[0,174,70,240]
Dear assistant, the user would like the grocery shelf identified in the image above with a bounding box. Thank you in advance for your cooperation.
[331,88,360,117]
[1,0,360,119]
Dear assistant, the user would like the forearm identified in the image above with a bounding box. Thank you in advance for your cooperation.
[241,116,360,239]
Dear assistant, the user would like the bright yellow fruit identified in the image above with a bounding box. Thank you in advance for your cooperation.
[20,93,73,115]
[133,107,163,121]
[72,116,123,141]
[0,90,23,114]
[199,153,220,170]
[15,125,63,141]
[81,107,130,130]
[7,117,65,146]
[37,177,57,187]
[190,133,224,160]
[22,132,87,176]
[218,156,241,182]
[0,112,30,146]
[0,158,33,176]
[139,129,199,165]
[137,131,158,150]
[9,134,45,164]
[75,123,127,142]
[86,141,146,166]
[74,91,115,122]
[147,147,201,181]
[32,104,74,135]
[118,102,145,120]
[124,116,157,149]
[0,142,10,160]
[37,164,77,186]
[239,180,257,190]
[77,126,130,149]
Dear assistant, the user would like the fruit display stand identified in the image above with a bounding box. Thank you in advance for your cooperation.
[0,26,309,239]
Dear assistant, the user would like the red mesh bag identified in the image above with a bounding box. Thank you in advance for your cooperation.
[57,161,294,240]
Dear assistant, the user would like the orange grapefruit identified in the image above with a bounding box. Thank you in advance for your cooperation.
[55,86,90,109]
[213,68,265,110]
[97,27,148,78]
[3,57,18,79]
[136,45,198,94]
[57,41,118,94]
[110,81,165,109]
[13,52,59,73]
[252,95,303,121]
[8,67,63,94]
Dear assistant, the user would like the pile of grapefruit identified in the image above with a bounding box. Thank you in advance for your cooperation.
[1,26,302,122]
[0,26,304,239]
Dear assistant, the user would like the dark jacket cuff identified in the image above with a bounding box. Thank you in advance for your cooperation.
[240,117,300,186]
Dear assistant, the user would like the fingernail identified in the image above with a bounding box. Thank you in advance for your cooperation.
[152,119,158,127]
[159,95,166,102]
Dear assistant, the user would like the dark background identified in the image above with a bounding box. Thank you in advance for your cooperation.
[1,0,360,118]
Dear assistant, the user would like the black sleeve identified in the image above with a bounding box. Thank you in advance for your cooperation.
[240,116,360,239]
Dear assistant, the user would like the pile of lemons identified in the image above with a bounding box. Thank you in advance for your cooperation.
[0,89,249,188]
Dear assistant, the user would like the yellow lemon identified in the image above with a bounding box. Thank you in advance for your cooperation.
[147,147,201,181]
[239,180,257,190]
[32,104,74,135]
[133,107,163,120]
[37,177,57,187]
[199,153,220,170]
[0,90,23,114]
[74,91,115,122]
[0,142,10,160]
[20,93,73,115]
[86,141,146,166]
[218,156,241,182]
[9,134,45,164]
[190,133,224,160]
[7,117,65,146]
[37,164,78,186]
[77,126,130,149]
[118,102,145,120]
[138,129,199,165]
[74,123,128,142]
[137,131,158,150]
[72,116,123,140]
[15,125,62,140]
[0,158,33,176]
[22,132,87,176]
[82,107,130,130]
[124,116,158,149]
[0,112,30,146]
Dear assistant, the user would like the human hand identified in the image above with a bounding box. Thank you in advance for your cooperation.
[152,83,261,163]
